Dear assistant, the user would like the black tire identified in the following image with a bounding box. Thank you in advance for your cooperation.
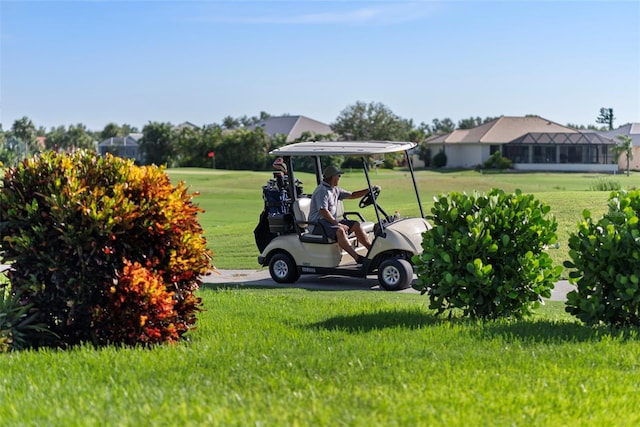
[378,258,413,291]
[269,252,300,284]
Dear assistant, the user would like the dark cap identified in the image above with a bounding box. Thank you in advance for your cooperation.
[323,165,343,179]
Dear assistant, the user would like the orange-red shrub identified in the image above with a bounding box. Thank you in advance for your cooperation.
[0,150,212,347]
[94,261,179,345]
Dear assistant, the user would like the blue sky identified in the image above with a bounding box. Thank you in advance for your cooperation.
[1,0,639,132]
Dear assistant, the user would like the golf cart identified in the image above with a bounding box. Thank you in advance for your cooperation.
[254,141,431,290]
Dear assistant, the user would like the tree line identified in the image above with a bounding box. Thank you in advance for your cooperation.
[0,101,616,169]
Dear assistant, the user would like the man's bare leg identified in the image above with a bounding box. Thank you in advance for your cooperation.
[350,222,371,251]
[335,228,361,261]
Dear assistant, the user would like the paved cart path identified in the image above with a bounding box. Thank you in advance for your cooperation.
[202,268,575,301]
[1,265,575,301]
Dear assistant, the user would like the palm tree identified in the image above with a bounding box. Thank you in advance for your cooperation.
[10,116,37,158]
[613,135,633,176]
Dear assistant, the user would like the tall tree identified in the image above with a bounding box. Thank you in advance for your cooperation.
[566,123,604,130]
[215,128,270,170]
[201,124,223,167]
[0,126,15,166]
[65,123,95,151]
[173,126,220,168]
[430,118,455,134]
[10,116,38,156]
[120,124,139,135]
[257,111,271,122]
[139,122,175,166]
[238,115,255,127]
[100,123,123,140]
[331,101,413,141]
[10,116,37,142]
[457,116,483,129]
[221,116,240,130]
[596,107,615,130]
[44,125,67,150]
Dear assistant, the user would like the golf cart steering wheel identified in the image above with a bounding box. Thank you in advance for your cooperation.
[359,186,381,208]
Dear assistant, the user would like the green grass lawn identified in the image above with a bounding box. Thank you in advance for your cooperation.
[165,168,637,272]
[1,287,639,426]
[3,169,640,425]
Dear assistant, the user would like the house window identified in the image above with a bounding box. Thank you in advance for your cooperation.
[502,146,529,163]
[584,146,598,164]
[604,146,615,164]
[585,145,615,164]
[559,146,584,163]
[532,145,556,163]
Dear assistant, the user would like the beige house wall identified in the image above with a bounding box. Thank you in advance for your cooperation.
[616,147,640,171]
[442,144,484,168]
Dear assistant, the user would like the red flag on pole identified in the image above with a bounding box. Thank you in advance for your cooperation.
[208,151,215,158]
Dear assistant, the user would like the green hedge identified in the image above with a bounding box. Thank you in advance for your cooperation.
[565,190,640,326]
[413,188,562,319]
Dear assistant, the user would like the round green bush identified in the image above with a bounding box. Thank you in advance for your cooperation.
[483,151,512,170]
[413,188,561,319]
[0,150,212,347]
[565,190,640,326]
[432,150,447,168]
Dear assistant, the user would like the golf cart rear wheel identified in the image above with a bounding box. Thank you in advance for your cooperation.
[378,258,413,291]
[269,252,300,284]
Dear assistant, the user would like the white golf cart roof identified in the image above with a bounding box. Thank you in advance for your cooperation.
[269,140,416,156]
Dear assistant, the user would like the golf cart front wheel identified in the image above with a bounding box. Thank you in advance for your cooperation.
[378,258,413,291]
[269,253,300,284]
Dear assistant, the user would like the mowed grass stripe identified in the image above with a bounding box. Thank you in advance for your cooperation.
[1,288,639,426]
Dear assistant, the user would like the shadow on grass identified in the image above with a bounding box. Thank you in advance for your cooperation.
[480,319,639,343]
[479,319,599,343]
[309,308,443,331]
[199,281,637,343]
[310,309,638,343]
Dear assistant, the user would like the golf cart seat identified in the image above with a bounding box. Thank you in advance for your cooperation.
[292,197,374,244]
[292,197,329,243]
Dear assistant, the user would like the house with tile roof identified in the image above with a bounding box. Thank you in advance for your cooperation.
[600,123,640,171]
[424,116,619,172]
[247,115,334,142]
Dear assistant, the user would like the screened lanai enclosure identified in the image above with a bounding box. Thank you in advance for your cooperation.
[97,135,143,163]
[500,132,618,172]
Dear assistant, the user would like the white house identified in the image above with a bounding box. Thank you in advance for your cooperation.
[424,116,619,172]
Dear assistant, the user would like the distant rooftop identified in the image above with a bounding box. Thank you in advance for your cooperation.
[425,116,577,144]
[248,115,334,142]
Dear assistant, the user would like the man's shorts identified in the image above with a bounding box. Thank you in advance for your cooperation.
[314,218,357,240]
